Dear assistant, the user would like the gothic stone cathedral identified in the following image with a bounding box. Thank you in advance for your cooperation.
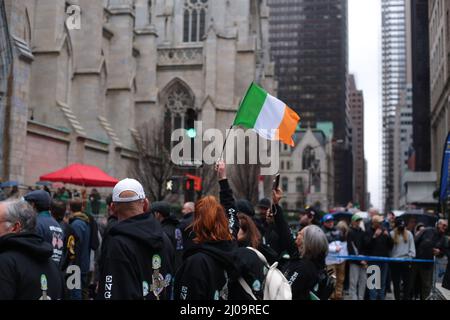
[0,0,276,186]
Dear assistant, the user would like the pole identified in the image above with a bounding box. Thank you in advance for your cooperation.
[219,125,234,161]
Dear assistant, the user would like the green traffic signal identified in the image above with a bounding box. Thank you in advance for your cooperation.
[186,128,197,138]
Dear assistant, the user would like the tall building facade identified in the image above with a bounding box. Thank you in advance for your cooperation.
[1,0,275,187]
[410,0,431,171]
[0,0,13,178]
[393,85,413,209]
[347,74,367,210]
[395,0,436,211]
[429,0,450,181]
[268,0,350,207]
[382,0,408,212]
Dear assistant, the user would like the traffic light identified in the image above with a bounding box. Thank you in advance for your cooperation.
[186,127,197,138]
[166,176,182,194]
[185,174,202,192]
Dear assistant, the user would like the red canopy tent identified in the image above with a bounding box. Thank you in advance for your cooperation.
[40,163,119,187]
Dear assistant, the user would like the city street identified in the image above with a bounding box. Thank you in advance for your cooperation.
[0,0,449,304]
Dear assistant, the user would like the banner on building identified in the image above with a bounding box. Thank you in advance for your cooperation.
[439,132,450,203]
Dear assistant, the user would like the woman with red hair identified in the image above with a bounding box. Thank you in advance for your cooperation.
[174,160,240,300]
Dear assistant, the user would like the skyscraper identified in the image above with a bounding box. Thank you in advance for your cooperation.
[348,74,367,210]
[410,0,430,171]
[268,0,351,206]
[381,0,408,212]
[430,0,450,179]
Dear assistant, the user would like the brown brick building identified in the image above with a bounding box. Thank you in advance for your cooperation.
[348,74,367,210]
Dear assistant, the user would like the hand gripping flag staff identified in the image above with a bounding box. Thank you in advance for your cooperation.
[219,82,301,160]
[218,83,301,221]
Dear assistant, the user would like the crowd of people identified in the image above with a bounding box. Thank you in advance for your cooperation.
[0,185,103,216]
[0,160,449,300]
[298,207,449,300]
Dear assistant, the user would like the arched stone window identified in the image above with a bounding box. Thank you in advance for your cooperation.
[302,146,315,170]
[183,0,208,42]
[163,81,197,150]
[296,177,303,193]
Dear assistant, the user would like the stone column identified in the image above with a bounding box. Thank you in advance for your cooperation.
[70,0,109,142]
[106,0,135,148]
[2,0,34,182]
[134,0,159,127]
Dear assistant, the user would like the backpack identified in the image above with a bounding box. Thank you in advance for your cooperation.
[310,268,335,300]
[238,247,292,300]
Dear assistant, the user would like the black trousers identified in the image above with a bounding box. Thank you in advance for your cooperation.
[409,263,434,300]
[390,262,412,300]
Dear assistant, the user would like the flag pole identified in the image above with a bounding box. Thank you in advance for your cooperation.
[217,82,257,162]
[219,125,234,161]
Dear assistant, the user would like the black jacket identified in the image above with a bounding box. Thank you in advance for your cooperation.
[0,233,64,300]
[97,213,175,300]
[230,247,266,300]
[415,227,445,261]
[281,256,324,300]
[179,213,194,253]
[257,204,296,258]
[262,223,281,253]
[218,179,240,239]
[172,179,242,301]
[161,215,184,273]
[161,215,180,248]
[174,241,239,300]
[347,226,369,265]
[271,204,297,257]
[103,215,119,237]
[179,212,194,232]
[366,227,393,257]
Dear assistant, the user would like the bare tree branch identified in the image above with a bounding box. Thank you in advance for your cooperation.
[128,122,173,202]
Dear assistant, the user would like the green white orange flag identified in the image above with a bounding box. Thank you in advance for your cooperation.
[233,83,300,146]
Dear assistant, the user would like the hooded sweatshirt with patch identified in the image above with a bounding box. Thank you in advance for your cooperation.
[63,212,91,276]
[36,211,64,264]
[174,241,239,300]
[97,212,175,300]
[0,233,64,300]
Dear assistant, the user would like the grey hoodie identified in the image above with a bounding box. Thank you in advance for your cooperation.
[390,230,416,258]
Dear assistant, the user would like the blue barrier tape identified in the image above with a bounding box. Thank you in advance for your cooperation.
[334,255,434,263]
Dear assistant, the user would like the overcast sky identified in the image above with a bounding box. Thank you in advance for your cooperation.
[348,0,382,209]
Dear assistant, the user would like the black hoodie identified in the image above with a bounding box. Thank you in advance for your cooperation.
[97,212,175,300]
[281,256,325,300]
[160,215,184,272]
[161,215,181,249]
[174,241,239,300]
[179,212,195,253]
[0,233,64,300]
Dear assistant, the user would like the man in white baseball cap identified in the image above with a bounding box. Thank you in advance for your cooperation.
[97,178,175,300]
[111,178,149,221]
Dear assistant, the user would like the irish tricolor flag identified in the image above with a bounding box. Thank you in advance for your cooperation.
[233,83,300,146]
